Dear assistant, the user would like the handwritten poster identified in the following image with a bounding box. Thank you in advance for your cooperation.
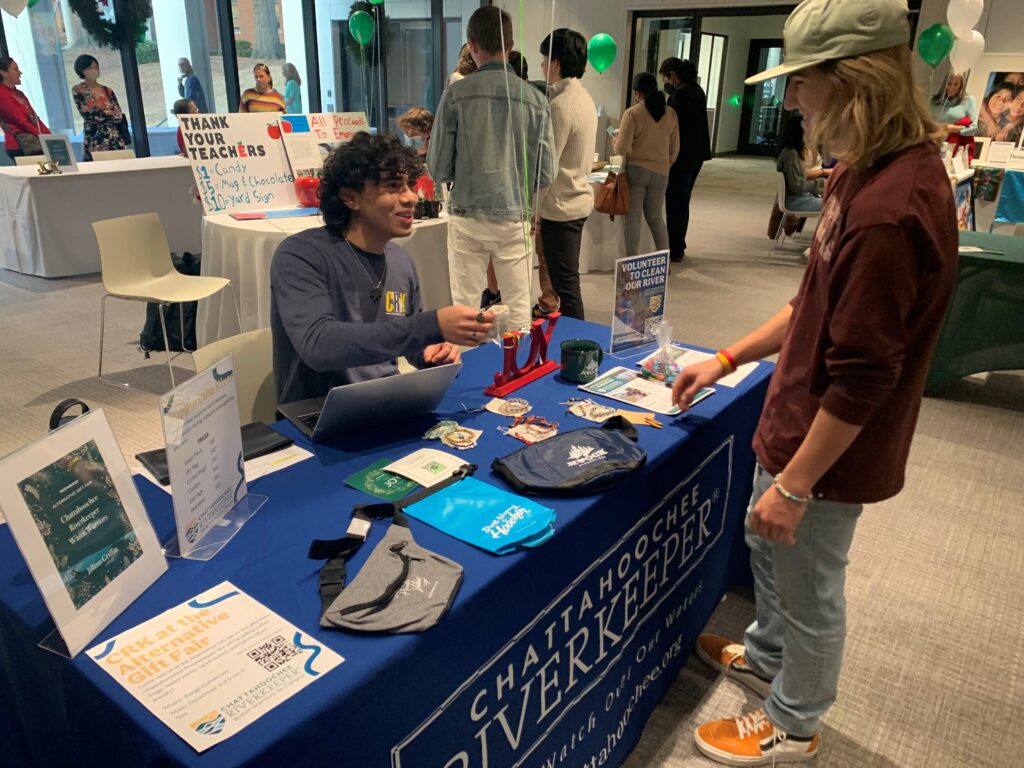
[87,582,342,752]
[307,112,370,159]
[179,113,299,215]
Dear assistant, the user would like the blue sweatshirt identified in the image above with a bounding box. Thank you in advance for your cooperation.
[270,227,443,404]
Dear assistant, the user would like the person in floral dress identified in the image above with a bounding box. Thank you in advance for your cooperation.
[71,55,129,161]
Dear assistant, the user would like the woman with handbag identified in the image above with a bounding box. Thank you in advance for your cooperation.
[71,55,129,161]
[0,56,50,160]
[613,72,678,255]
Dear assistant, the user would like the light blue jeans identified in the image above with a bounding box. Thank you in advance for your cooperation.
[784,193,822,213]
[742,463,862,737]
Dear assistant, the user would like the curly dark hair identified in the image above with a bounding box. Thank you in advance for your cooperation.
[319,132,423,236]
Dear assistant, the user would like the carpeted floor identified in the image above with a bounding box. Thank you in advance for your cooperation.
[1,156,1021,767]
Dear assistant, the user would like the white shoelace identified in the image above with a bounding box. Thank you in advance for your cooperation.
[734,709,788,768]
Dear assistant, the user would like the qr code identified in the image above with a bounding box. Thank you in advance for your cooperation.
[246,635,300,671]
[644,317,665,337]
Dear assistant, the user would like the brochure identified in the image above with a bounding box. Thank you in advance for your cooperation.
[580,366,714,416]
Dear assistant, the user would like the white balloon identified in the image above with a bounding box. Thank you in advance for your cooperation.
[949,30,986,73]
[947,0,984,37]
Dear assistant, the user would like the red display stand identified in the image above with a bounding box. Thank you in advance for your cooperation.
[484,313,561,397]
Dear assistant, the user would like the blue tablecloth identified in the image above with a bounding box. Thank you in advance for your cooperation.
[0,318,772,767]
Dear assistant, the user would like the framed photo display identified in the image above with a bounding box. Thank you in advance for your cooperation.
[40,134,79,171]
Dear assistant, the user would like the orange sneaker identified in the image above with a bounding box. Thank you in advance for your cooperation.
[696,634,774,697]
[695,709,819,765]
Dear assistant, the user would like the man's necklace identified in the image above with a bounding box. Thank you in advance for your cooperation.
[344,237,387,302]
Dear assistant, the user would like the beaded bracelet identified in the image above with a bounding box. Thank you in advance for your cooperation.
[772,474,814,505]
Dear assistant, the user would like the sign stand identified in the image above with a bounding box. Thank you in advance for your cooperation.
[161,493,267,561]
[484,313,560,397]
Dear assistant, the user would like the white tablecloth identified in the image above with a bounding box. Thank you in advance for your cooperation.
[197,213,451,346]
[0,156,202,277]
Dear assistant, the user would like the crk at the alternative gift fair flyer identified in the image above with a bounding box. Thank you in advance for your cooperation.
[88,582,342,752]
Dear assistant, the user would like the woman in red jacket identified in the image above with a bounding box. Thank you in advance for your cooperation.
[0,57,50,160]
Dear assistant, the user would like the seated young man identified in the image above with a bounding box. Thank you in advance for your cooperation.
[271,132,494,405]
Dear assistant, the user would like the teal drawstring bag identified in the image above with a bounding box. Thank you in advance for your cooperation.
[404,477,556,555]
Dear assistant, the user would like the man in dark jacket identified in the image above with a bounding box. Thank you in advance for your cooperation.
[660,57,712,262]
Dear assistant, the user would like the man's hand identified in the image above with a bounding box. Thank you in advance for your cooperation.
[671,358,725,410]
[437,306,494,346]
[749,484,806,546]
[422,342,460,366]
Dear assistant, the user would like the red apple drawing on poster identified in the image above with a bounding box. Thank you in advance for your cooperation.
[266,123,281,140]
[281,121,293,134]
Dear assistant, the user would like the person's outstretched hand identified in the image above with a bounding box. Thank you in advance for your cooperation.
[671,358,724,410]
[437,306,494,347]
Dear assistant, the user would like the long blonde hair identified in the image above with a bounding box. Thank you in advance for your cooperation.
[811,45,943,170]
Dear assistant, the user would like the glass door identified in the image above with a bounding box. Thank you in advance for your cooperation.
[737,39,786,155]
[697,33,728,151]
[630,15,695,84]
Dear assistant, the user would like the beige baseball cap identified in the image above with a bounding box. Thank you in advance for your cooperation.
[745,0,911,85]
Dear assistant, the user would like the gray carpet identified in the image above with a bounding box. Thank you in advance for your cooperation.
[1,157,1020,767]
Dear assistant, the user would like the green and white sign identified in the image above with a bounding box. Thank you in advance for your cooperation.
[0,409,166,657]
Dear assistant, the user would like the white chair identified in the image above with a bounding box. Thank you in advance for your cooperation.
[13,155,41,166]
[93,213,231,389]
[769,172,821,263]
[192,330,276,425]
[91,149,136,161]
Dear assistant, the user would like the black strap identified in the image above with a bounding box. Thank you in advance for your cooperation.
[49,399,90,431]
[311,463,475,620]
[337,542,423,616]
[601,415,639,442]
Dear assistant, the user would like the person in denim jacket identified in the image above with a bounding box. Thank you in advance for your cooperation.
[427,5,554,331]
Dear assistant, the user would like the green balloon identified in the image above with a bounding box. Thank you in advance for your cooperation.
[368,0,384,4]
[349,11,375,47]
[27,0,40,7]
[588,33,617,74]
[917,23,955,68]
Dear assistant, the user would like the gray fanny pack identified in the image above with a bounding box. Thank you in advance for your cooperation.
[309,465,472,633]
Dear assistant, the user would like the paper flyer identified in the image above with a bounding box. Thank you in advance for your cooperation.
[611,251,670,354]
[278,115,324,176]
[87,582,342,753]
[344,458,419,501]
[385,449,465,487]
[160,354,245,557]
[636,345,759,388]
[580,366,714,416]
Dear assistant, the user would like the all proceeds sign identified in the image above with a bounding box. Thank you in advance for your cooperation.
[180,113,299,215]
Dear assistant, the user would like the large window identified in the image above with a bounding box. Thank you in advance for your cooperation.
[0,0,483,160]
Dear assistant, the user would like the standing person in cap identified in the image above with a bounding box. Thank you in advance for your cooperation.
[671,0,957,763]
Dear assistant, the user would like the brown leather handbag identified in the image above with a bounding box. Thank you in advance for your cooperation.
[595,168,630,219]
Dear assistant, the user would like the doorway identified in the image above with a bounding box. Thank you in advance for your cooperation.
[737,39,787,155]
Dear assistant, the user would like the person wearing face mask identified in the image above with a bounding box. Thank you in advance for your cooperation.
[0,56,50,160]
[240,63,286,113]
[672,1,957,763]
[71,55,129,161]
[270,132,492,405]
[659,57,712,262]
[397,107,435,199]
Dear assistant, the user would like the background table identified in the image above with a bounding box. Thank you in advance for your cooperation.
[0,318,771,767]
[0,157,201,277]
[927,230,1024,392]
[197,213,451,346]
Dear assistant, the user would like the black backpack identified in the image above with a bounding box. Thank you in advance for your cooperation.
[139,251,200,355]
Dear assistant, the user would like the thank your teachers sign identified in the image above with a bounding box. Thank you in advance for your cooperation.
[180,113,299,215]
